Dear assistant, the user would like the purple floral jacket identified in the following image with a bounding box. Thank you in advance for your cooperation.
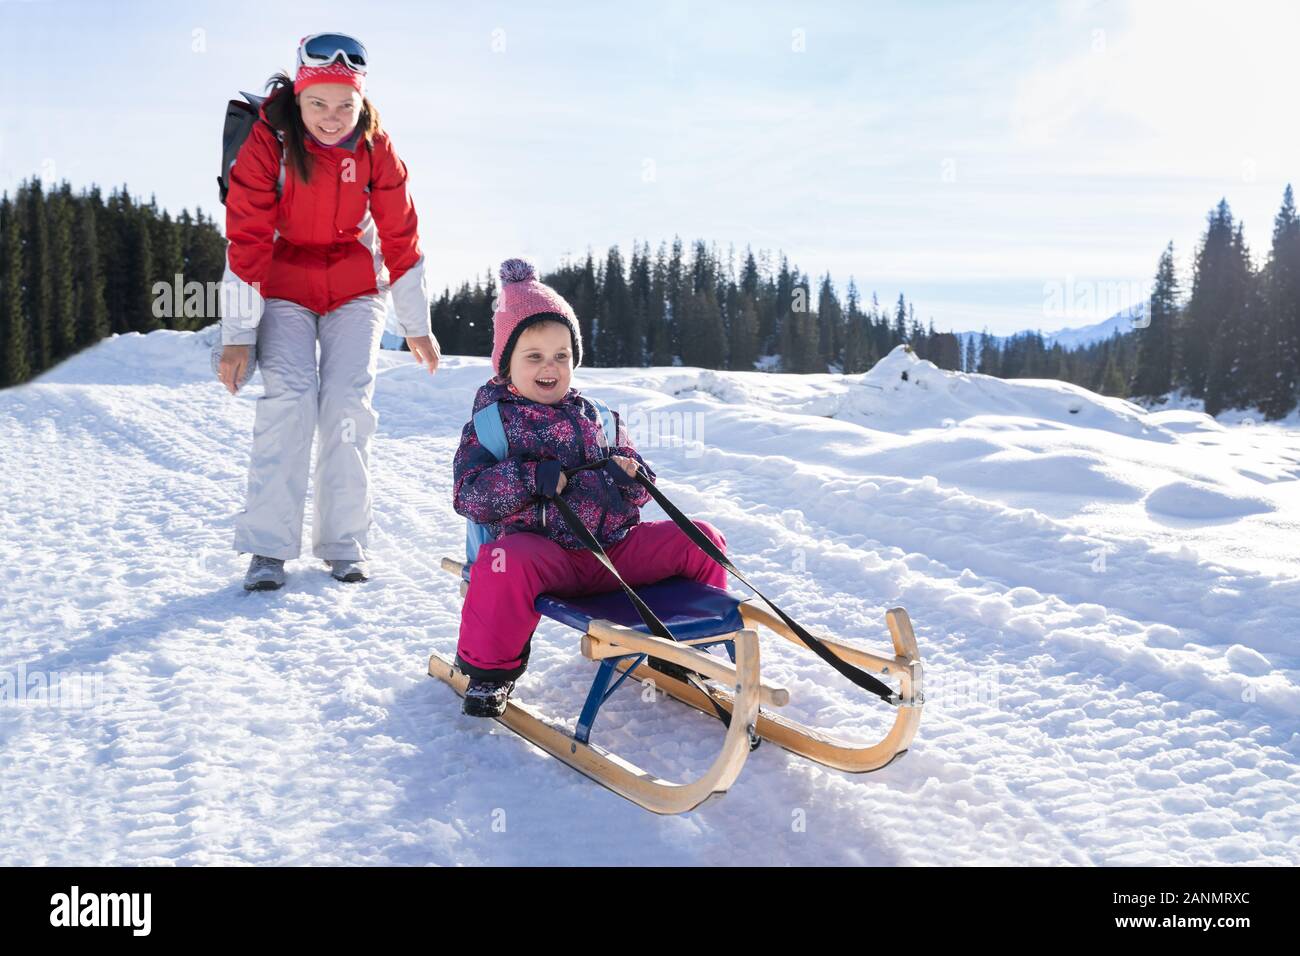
[452,378,657,551]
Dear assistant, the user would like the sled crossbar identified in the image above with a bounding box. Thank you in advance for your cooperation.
[581,622,790,708]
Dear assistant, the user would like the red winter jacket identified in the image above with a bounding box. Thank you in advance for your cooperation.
[220,92,431,345]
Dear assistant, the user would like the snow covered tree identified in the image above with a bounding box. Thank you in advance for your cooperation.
[842,279,873,374]
[596,245,630,366]
[816,273,843,368]
[0,193,30,387]
[930,331,962,370]
[182,207,228,325]
[130,205,160,334]
[665,237,685,361]
[772,255,793,355]
[150,206,185,330]
[649,242,671,366]
[681,284,725,368]
[628,242,651,367]
[1256,185,1300,418]
[1201,221,1255,415]
[977,330,1000,376]
[72,199,109,349]
[1130,242,1178,399]
[1098,350,1126,396]
[23,181,52,373]
[740,247,759,300]
[47,185,77,359]
[1179,199,1249,406]
[729,291,759,371]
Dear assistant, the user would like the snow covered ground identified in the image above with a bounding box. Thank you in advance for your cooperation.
[2,329,1297,866]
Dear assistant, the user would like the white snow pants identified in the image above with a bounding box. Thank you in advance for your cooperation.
[233,294,387,562]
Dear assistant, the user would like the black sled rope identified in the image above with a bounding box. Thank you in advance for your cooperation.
[551,459,897,707]
[548,483,743,736]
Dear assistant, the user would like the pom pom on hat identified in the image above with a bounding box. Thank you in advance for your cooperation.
[499,258,538,285]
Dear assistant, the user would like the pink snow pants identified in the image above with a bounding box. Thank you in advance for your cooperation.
[455,519,728,680]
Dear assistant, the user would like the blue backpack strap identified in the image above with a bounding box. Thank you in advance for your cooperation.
[466,402,509,563]
[472,402,509,460]
[585,396,618,451]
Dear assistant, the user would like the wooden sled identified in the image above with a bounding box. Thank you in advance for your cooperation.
[432,557,924,813]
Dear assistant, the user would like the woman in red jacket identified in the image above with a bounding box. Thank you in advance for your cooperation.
[217,33,439,590]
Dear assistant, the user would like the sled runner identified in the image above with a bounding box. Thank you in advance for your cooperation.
[611,599,923,773]
[430,403,924,813]
[430,566,771,814]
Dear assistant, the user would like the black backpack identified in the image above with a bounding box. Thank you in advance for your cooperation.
[218,91,284,206]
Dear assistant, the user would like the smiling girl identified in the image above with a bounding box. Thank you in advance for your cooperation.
[449,258,730,717]
[218,33,439,590]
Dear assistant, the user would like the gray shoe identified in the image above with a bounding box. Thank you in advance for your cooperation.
[327,559,369,583]
[243,554,286,591]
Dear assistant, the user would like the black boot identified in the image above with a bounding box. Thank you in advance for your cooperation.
[462,678,515,718]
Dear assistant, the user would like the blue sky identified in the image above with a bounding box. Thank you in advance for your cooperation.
[1,0,1296,335]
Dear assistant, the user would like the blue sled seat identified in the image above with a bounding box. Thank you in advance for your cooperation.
[460,564,744,643]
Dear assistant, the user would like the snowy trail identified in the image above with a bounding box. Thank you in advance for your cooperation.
[1,328,1297,865]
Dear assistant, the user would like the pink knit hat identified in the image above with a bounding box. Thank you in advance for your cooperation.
[491,258,583,378]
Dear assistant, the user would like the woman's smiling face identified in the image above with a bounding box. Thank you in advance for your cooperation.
[297,83,361,145]
[508,321,572,404]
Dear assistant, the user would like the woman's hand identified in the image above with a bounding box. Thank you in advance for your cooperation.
[218,345,253,395]
[406,335,441,374]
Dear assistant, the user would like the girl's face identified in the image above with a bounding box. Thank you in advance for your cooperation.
[297,83,361,145]
[508,321,572,404]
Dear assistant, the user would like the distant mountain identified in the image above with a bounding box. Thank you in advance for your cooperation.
[953,303,1146,353]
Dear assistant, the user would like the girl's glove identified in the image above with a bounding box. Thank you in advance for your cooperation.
[536,459,565,499]
[603,458,639,487]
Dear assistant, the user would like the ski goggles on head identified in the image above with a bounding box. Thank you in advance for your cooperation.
[297,32,368,73]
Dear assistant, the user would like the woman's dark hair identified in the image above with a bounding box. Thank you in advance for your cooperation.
[261,72,382,184]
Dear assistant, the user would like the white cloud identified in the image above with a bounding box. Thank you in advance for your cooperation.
[1012,0,1300,183]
